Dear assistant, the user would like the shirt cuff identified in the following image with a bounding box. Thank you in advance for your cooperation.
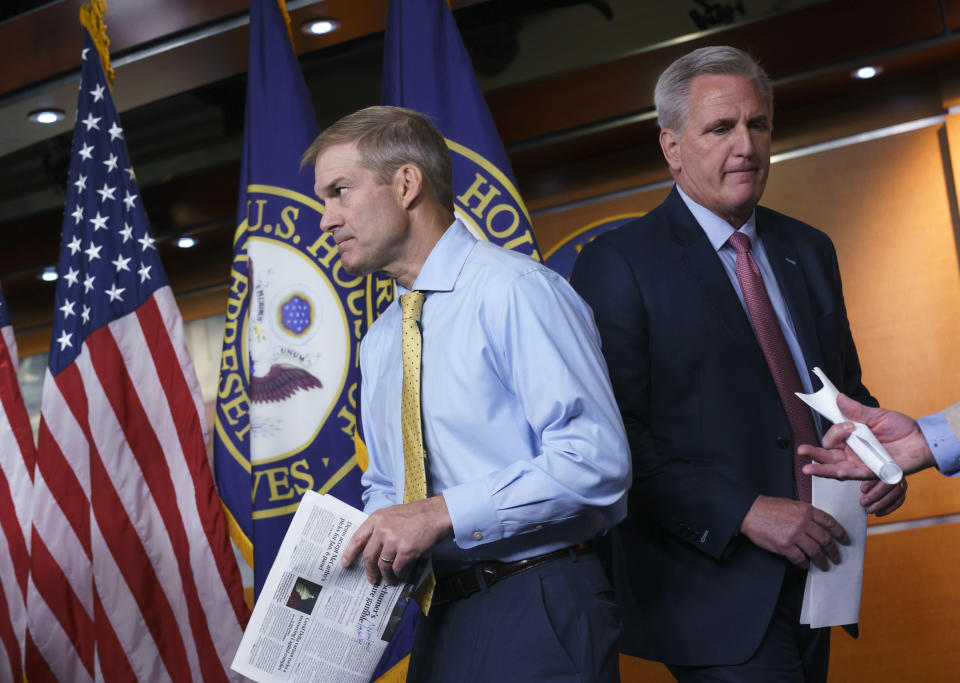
[441,481,502,549]
[917,412,960,476]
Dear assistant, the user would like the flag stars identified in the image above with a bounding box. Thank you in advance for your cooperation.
[108,122,123,141]
[83,274,96,293]
[96,183,116,203]
[103,153,119,173]
[105,283,125,302]
[78,142,94,161]
[90,83,105,103]
[119,223,133,242]
[84,242,103,261]
[71,204,84,225]
[67,236,82,255]
[56,330,73,351]
[64,267,80,286]
[81,305,91,324]
[138,264,152,283]
[82,47,89,61]
[82,113,101,131]
[122,190,138,210]
[73,174,87,192]
[89,212,109,231]
[137,234,156,251]
[125,167,136,181]
[59,299,76,318]
[112,254,131,272]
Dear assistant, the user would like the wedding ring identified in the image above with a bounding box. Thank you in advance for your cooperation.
[379,555,393,563]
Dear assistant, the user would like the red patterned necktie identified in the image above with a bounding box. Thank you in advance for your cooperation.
[729,231,815,503]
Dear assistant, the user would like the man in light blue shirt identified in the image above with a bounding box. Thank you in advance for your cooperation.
[800,395,960,479]
[304,105,630,682]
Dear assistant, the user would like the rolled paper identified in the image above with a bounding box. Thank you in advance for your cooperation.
[796,367,903,485]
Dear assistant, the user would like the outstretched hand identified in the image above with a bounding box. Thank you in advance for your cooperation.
[798,394,934,480]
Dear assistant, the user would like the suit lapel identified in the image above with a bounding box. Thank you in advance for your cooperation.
[759,213,824,377]
[665,189,759,347]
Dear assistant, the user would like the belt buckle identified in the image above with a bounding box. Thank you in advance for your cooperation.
[479,564,499,591]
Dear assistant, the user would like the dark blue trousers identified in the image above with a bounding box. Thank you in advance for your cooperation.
[407,553,621,683]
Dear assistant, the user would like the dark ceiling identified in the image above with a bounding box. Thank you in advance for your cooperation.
[3,0,960,346]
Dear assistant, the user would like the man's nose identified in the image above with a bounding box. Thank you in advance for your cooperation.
[731,124,756,157]
[319,208,339,232]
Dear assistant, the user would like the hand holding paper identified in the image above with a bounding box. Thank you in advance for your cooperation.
[795,367,903,485]
[799,393,936,480]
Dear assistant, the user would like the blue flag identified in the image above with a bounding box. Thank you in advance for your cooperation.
[382,0,541,261]
[214,0,392,598]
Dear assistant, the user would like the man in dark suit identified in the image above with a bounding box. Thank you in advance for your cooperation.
[570,46,906,682]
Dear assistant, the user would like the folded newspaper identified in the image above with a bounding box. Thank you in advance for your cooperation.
[232,491,410,683]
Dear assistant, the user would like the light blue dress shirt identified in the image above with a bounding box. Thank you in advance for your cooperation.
[358,220,630,570]
[918,411,960,476]
[676,187,817,401]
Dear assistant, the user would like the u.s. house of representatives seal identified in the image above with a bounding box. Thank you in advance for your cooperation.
[217,184,392,521]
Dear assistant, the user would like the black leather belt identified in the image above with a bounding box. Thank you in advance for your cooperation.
[432,542,593,606]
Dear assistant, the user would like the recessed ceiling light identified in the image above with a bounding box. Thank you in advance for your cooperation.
[176,236,196,249]
[301,18,339,36]
[28,108,66,124]
[40,266,58,282]
[853,66,882,80]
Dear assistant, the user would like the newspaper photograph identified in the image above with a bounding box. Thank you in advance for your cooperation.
[231,491,409,683]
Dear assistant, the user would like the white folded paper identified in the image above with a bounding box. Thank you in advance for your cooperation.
[796,367,872,628]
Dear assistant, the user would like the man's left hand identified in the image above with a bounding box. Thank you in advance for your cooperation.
[858,479,906,517]
[340,494,453,585]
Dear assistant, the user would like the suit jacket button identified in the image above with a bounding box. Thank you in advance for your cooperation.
[777,435,790,449]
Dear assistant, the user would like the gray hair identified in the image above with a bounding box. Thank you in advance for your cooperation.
[301,105,454,210]
[654,46,772,132]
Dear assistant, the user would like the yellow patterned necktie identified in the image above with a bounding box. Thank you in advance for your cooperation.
[399,290,435,613]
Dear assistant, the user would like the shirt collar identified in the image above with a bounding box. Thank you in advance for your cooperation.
[676,185,758,252]
[397,219,476,296]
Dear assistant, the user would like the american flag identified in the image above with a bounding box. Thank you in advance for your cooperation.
[25,31,248,681]
[0,287,35,681]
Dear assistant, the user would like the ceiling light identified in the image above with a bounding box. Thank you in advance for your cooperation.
[176,236,196,249]
[853,66,881,80]
[301,18,339,35]
[40,266,58,282]
[28,108,66,124]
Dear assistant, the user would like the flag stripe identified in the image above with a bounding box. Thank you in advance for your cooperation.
[139,293,248,626]
[91,551,144,683]
[91,514,172,683]
[24,632,60,683]
[0,315,34,682]
[86,320,225,682]
[36,417,91,559]
[0,574,22,683]
[0,459,29,595]
[29,531,94,676]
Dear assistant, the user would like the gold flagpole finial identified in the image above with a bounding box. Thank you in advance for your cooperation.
[79,0,114,88]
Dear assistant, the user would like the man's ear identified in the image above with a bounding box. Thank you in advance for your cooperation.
[396,163,425,209]
[660,128,682,174]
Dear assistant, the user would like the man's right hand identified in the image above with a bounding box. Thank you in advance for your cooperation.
[739,495,850,571]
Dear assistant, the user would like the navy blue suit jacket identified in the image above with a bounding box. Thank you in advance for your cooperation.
[570,187,874,666]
